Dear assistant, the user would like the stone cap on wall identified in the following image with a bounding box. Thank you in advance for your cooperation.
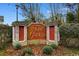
[46,22,57,27]
[12,21,27,26]
[27,22,46,27]
[12,20,57,27]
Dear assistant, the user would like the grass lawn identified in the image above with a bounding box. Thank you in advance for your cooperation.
[52,46,79,56]
[0,50,6,56]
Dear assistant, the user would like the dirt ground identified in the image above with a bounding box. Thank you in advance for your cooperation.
[0,43,79,56]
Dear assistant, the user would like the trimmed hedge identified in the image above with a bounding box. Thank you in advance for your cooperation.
[42,45,53,55]
[59,23,79,48]
[50,44,57,49]
[22,47,33,56]
[13,42,21,50]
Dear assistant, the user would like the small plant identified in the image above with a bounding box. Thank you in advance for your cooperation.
[50,44,57,49]
[23,47,33,56]
[13,42,21,50]
[42,45,53,55]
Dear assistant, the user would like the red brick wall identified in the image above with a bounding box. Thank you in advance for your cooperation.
[28,24,46,40]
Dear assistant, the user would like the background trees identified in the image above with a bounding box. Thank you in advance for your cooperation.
[16,3,42,22]
[15,3,79,25]
[66,12,75,23]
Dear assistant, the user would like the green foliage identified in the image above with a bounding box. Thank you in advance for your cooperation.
[76,5,79,23]
[59,23,79,39]
[24,19,32,25]
[42,45,53,55]
[0,42,7,50]
[66,12,75,23]
[23,47,33,55]
[8,26,12,39]
[13,42,21,50]
[59,23,79,48]
[7,26,12,43]
[0,25,12,50]
[50,44,57,49]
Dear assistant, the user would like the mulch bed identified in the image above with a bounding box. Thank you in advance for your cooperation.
[0,43,79,56]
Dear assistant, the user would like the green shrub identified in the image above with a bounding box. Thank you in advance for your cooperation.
[7,26,12,43]
[0,25,12,50]
[13,43,21,50]
[64,38,79,48]
[0,25,12,43]
[50,44,57,49]
[59,23,79,48]
[42,45,53,55]
[66,12,75,23]
[59,23,79,39]
[0,42,7,50]
[23,47,33,55]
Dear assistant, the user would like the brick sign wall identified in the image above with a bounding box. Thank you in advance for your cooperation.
[27,23,46,40]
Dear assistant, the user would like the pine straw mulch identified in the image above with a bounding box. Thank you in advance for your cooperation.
[0,43,79,56]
